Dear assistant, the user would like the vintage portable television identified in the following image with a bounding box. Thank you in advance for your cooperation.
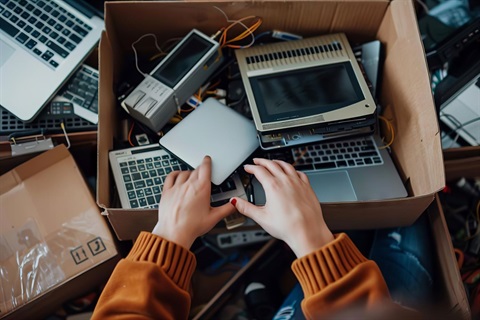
[122,29,224,132]
[235,33,377,149]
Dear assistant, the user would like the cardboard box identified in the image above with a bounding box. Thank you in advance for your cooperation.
[97,0,445,240]
[0,145,118,319]
[428,197,471,319]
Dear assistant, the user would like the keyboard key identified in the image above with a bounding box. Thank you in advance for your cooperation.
[49,31,58,39]
[121,167,129,174]
[9,15,18,23]
[134,181,146,189]
[127,191,136,200]
[25,39,36,48]
[40,13,48,21]
[41,50,53,61]
[72,24,87,36]
[144,188,153,196]
[314,162,336,169]
[35,21,44,29]
[147,196,155,205]
[65,19,73,27]
[47,18,55,26]
[6,2,14,9]
[130,200,139,208]
[64,41,75,51]
[33,48,41,55]
[58,14,66,22]
[20,11,29,19]
[69,33,81,44]
[37,1,46,8]
[46,40,68,57]
[126,183,133,191]
[0,15,19,36]
[146,179,153,187]
[294,164,315,171]
[15,32,28,44]
[131,173,141,181]
[123,175,131,182]
[24,25,32,33]
[54,22,62,31]
[139,198,147,207]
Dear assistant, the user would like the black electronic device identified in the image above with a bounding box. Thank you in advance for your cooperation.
[0,102,97,136]
[426,17,480,71]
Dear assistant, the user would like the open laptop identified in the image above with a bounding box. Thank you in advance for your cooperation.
[0,0,104,122]
[109,143,249,229]
[252,132,408,204]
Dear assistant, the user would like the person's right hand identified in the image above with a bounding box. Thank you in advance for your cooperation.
[231,158,334,258]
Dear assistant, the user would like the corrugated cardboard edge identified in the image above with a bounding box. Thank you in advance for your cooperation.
[429,197,471,319]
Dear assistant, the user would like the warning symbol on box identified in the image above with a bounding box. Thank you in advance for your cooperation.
[88,237,106,256]
[71,246,88,265]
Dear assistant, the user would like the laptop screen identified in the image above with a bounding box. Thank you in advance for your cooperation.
[249,62,364,123]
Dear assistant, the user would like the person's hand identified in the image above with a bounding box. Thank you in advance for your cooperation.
[152,156,236,249]
[231,158,334,257]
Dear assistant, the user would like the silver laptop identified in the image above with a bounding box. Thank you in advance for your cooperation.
[252,133,408,203]
[0,0,103,122]
[109,143,249,229]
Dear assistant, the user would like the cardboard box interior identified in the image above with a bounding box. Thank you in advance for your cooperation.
[97,0,445,240]
[0,145,118,319]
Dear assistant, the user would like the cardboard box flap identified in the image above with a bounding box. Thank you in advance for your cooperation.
[0,145,117,316]
[377,0,445,195]
[105,1,389,52]
[97,31,117,210]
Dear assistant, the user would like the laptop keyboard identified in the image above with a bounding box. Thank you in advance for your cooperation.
[0,0,93,69]
[265,136,384,171]
[53,64,98,122]
[119,152,242,209]
[120,153,189,209]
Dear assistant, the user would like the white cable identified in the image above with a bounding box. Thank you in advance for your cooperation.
[61,123,71,149]
[131,33,163,76]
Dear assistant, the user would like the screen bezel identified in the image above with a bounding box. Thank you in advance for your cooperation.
[249,62,365,124]
[150,31,216,88]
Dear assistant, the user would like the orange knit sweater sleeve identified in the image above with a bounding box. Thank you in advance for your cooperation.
[92,232,408,319]
[91,232,196,320]
[292,233,410,319]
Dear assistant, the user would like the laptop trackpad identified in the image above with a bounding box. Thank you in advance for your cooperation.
[308,171,357,202]
[0,39,15,67]
[252,170,357,205]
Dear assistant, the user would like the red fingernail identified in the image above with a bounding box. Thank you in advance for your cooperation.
[230,198,237,206]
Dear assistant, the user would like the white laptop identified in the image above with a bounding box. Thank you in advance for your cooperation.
[0,0,103,122]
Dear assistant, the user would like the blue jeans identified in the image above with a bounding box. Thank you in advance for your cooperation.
[273,214,434,319]
[368,213,434,309]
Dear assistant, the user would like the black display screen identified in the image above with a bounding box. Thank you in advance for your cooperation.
[250,62,364,123]
[152,33,213,88]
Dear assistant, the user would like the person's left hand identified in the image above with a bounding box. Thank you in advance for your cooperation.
[152,156,236,249]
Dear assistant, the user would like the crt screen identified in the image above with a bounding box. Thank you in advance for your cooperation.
[250,62,364,123]
[152,34,213,88]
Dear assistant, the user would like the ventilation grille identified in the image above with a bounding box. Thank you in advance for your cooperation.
[245,41,344,68]
[1,107,97,135]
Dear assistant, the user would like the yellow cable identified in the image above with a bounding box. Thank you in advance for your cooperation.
[378,115,395,149]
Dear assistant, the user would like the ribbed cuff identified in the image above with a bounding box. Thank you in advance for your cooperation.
[291,233,368,297]
[127,231,197,291]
